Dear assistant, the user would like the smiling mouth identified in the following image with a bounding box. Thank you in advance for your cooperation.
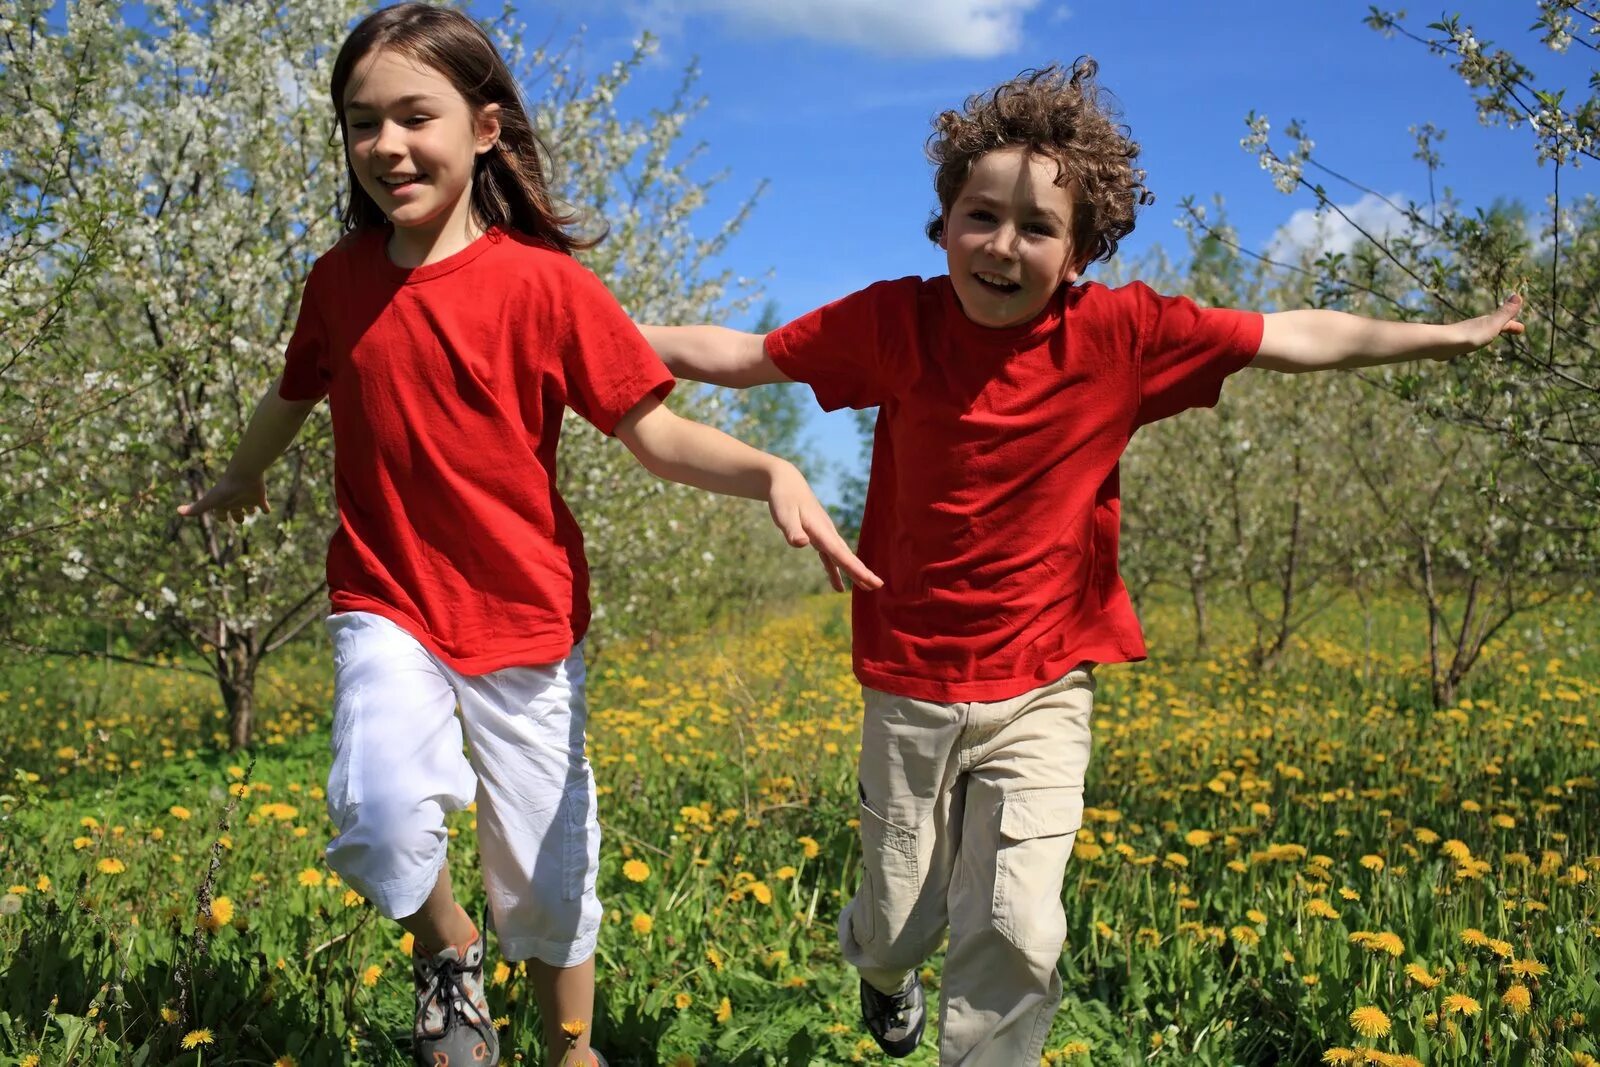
[974,272,1021,294]
[378,173,426,191]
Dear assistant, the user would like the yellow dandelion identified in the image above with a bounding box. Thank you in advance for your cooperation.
[1359,855,1385,872]
[1349,1005,1390,1039]
[201,896,234,932]
[273,1057,298,1067]
[1404,963,1440,989]
[1321,1050,1361,1066]
[361,964,382,987]
[1501,984,1531,1016]
[1441,993,1481,1016]
[674,992,693,1010]
[180,1029,214,1049]
[749,881,773,905]
[715,996,732,1023]
[1306,898,1340,920]
[1246,909,1267,925]
[492,960,511,986]
[1459,928,1490,948]
[296,868,323,887]
[96,858,126,875]
[775,865,797,880]
[35,874,51,892]
[1184,829,1214,847]
[622,859,650,883]
[160,1006,179,1024]
[631,913,654,935]
[1509,958,1549,977]
[560,1019,586,1041]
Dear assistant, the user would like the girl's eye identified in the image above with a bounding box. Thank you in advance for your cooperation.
[348,119,377,131]
[969,210,996,223]
[404,115,430,127]
[1025,224,1056,237]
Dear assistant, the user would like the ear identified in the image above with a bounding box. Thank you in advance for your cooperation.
[474,103,501,155]
[936,218,948,250]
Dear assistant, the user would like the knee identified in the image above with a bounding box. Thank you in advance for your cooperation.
[325,796,449,915]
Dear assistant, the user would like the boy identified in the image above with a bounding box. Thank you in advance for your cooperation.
[640,61,1522,1066]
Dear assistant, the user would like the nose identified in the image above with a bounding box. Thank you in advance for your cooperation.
[371,118,405,159]
[985,221,1019,261]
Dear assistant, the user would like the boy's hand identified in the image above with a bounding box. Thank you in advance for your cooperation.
[178,472,269,523]
[1436,294,1525,361]
[767,463,883,592]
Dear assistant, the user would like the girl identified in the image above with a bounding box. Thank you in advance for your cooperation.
[179,5,879,1065]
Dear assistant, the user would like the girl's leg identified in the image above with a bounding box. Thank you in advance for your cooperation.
[455,644,601,1066]
[400,863,477,953]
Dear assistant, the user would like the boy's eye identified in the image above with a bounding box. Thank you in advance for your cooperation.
[968,210,996,223]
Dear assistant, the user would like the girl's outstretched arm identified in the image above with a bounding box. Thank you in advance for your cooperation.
[638,325,790,388]
[178,378,319,522]
[614,394,881,592]
[1251,295,1524,374]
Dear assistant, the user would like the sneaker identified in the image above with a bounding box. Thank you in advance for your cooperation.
[411,931,499,1066]
[860,974,925,1058]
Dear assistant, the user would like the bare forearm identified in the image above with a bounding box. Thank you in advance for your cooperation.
[621,401,787,498]
[1256,310,1481,373]
[226,380,318,477]
[638,324,779,387]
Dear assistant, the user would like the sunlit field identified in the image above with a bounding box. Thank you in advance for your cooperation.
[1,594,1595,1066]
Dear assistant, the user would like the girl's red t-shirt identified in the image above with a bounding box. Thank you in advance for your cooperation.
[279,227,673,673]
[767,276,1263,703]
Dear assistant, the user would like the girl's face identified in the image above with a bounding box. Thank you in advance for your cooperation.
[940,146,1081,329]
[342,49,500,259]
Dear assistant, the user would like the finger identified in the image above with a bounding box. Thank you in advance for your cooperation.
[178,492,221,517]
[773,505,811,549]
[818,550,844,593]
[806,522,882,590]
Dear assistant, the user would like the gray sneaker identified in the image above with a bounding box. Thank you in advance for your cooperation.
[411,933,499,1066]
[860,974,925,1057]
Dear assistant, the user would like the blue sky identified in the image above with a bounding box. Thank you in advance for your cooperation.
[512,0,1595,500]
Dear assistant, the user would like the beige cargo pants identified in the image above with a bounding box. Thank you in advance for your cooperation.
[839,667,1094,1066]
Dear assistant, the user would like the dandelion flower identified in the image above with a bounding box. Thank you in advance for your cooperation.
[749,881,773,905]
[715,996,732,1023]
[296,868,323,887]
[1321,1049,1362,1065]
[1441,993,1481,1016]
[361,964,382,987]
[96,858,126,875]
[798,835,820,859]
[674,992,692,1010]
[1184,829,1214,847]
[1501,984,1531,1016]
[631,913,654,935]
[1359,855,1385,872]
[1404,963,1440,989]
[1349,1005,1390,1038]
[181,1029,214,1049]
[622,859,650,883]
[1509,958,1549,977]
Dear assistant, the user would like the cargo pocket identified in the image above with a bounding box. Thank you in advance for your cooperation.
[561,778,598,902]
[992,786,1083,952]
[854,796,920,948]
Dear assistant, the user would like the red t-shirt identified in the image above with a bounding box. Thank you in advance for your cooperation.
[767,276,1262,702]
[279,227,673,673]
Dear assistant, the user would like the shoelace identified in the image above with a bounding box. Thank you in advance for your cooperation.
[417,954,491,1040]
[867,985,914,1031]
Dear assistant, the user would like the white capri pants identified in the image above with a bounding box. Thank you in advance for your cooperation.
[322,611,601,966]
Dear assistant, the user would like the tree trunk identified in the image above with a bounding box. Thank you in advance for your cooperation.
[1189,574,1209,655]
[216,638,259,750]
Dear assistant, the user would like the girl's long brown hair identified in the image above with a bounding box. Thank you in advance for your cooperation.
[329,3,599,254]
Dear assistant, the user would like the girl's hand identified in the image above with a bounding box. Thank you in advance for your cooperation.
[178,472,269,523]
[767,463,883,592]
[1437,294,1525,360]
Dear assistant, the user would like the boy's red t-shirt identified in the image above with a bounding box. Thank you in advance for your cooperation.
[278,227,674,674]
[767,276,1263,703]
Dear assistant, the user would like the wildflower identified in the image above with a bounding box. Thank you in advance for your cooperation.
[1246,909,1267,925]
[1492,814,1516,829]
[1509,958,1549,978]
[622,859,650,883]
[1184,829,1214,847]
[296,868,323,887]
[1230,925,1260,947]
[797,835,820,859]
[491,961,511,986]
[362,964,382,987]
[399,932,415,956]
[1350,931,1404,957]
[1459,928,1490,948]
[706,946,723,971]
[1349,1005,1390,1038]
[1306,898,1340,920]
[1321,1051,1361,1066]
[201,896,234,932]
[181,1029,215,1049]
[715,997,732,1023]
[1441,993,1481,1016]
[674,992,692,1010]
[35,875,50,892]
[96,858,126,875]
[1404,963,1440,989]
[342,889,364,908]
[1501,984,1531,1016]
[560,1019,586,1042]
[631,913,654,935]
[749,881,773,905]
[1359,855,1384,872]
[0,895,21,916]
[272,1057,298,1067]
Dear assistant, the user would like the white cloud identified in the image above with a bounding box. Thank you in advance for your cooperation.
[1266,192,1413,262]
[630,0,1042,58]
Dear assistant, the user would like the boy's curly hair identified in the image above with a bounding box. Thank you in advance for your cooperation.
[926,59,1150,267]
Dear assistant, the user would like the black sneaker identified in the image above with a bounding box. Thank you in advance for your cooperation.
[860,974,925,1057]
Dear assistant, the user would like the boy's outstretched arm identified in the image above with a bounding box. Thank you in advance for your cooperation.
[178,378,319,521]
[1251,295,1524,374]
[638,325,791,388]
[614,395,881,592]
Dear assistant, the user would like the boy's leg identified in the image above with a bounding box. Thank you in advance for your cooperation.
[937,668,1094,1066]
[841,688,965,996]
[456,644,601,1067]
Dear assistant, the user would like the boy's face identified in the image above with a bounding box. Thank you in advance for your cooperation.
[940,146,1081,329]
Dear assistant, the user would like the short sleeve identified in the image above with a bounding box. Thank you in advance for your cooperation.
[278,264,330,402]
[766,278,923,411]
[559,263,675,436]
[1133,282,1263,427]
